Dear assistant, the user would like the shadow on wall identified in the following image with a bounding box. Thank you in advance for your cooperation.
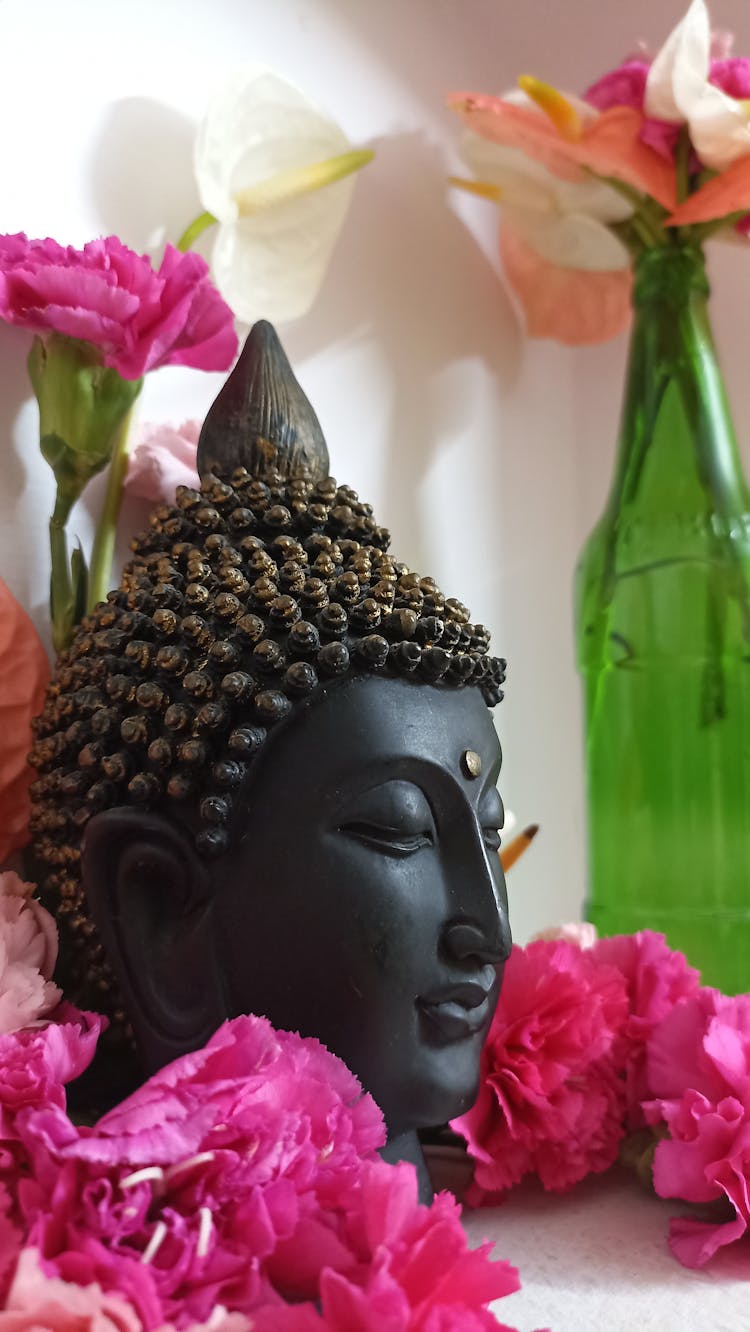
[0,325,31,510]
[285,132,521,567]
[89,95,523,571]
[89,98,202,257]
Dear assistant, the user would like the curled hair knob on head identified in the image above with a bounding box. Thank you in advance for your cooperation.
[197,319,330,483]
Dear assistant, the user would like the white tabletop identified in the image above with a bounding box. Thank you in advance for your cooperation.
[457,1166,748,1332]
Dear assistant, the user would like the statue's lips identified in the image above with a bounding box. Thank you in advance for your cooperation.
[416,979,495,1043]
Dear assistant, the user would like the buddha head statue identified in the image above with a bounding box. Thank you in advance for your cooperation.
[29,323,511,1194]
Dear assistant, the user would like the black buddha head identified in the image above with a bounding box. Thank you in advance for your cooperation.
[29,323,510,1176]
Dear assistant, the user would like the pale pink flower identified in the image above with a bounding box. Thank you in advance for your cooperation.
[0,234,237,380]
[0,1248,141,1332]
[0,1006,103,1138]
[452,939,628,1200]
[0,872,60,1034]
[125,421,201,505]
[531,921,598,949]
[592,931,701,1127]
[644,989,750,1266]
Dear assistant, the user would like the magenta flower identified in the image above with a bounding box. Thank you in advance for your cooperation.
[255,1160,522,1332]
[591,931,701,1127]
[584,60,682,161]
[13,1016,385,1327]
[9,1016,521,1329]
[451,939,628,1199]
[0,234,237,381]
[0,1185,22,1304]
[0,872,61,1035]
[644,988,750,1267]
[125,421,201,505]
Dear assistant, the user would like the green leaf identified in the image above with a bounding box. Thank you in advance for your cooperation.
[70,543,89,628]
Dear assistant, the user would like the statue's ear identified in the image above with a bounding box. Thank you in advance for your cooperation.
[81,809,226,1071]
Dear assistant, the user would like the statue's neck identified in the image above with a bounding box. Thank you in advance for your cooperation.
[379,1130,433,1204]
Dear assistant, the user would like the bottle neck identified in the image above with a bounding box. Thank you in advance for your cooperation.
[606,245,748,519]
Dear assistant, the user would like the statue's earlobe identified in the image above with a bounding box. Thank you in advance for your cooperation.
[81,809,225,1071]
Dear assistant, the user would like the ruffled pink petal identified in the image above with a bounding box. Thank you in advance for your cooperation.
[499,224,632,345]
[0,234,237,382]
[448,94,676,209]
[668,1211,748,1269]
[669,154,750,226]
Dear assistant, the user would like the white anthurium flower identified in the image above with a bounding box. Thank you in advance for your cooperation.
[457,132,632,273]
[193,65,373,324]
[645,0,750,171]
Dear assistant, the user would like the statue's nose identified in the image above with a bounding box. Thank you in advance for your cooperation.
[442,910,511,968]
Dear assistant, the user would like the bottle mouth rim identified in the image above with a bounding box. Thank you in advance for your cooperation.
[633,244,709,306]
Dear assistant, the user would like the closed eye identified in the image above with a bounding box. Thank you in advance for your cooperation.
[340,821,434,857]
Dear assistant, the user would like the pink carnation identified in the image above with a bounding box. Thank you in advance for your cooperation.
[14,1016,385,1327]
[0,1185,22,1302]
[709,57,750,100]
[0,871,60,1034]
[451,940,628,1200]
[255,1161,522,1332]
[0,1248,141,1332]
[0,234,237,380]
[585,54,750,173]
[125,421,201,504]
[644,989,750,1268]
[591,931,700,1127]
[10,1017,521,1330]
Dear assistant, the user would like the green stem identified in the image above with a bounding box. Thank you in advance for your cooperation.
[594,174,668,247]
[176,210,217,253]
[49,491,75,653]
[86,402,139,612]
[689,210,748,245]
[675,126,691,205]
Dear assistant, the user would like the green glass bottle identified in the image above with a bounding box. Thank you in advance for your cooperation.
[575,243,750,993]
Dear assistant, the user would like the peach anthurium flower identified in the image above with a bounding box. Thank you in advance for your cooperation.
[0,581,49,864]
[192,66,373,324]
[646,0,750,172]
[454,129,633,344]
[448,82,677,212]
[500,227,632,344]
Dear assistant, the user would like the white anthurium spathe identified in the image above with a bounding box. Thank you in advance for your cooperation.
[457,131,632,273]
[193,65,373,324]
[645,0,750,171]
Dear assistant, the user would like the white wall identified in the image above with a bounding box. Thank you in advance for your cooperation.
[2,0,749,942]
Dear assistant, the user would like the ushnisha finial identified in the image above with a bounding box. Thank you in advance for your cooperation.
[197,320,329,482]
